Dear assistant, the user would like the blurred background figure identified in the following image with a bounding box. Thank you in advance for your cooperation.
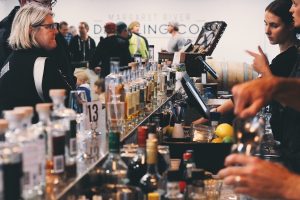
[93,78,105,104]
[59,21,72,45]
[69,25,78,37]
[69,21,96,69]
[90,22,132,77]
[128,21,149,59]
[75,71,91,102]
[167,21,186,52]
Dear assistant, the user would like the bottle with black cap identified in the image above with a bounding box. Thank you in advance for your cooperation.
[163,170,184,200]
[188,169,206,200]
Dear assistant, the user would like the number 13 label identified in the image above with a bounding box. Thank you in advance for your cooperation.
[83,101,102,130]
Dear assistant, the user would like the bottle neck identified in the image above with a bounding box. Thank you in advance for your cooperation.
[38,111,51,124]
[52,96,66,110]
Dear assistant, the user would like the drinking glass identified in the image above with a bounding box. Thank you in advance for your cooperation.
[232,116,265,156]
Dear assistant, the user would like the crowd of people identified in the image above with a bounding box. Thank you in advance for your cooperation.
[2,0,300,199]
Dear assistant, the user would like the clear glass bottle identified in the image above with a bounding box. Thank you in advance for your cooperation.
[105,58,125,133]
[50,89,77,179]
[127,126,147,186]
[140,139,161,197]
[163,170,184,200]
[100,131,128,185]
[4,110,38,199]
[34,103,52,194]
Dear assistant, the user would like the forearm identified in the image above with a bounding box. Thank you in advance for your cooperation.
[217,99,234,114]
[274,77,300,111]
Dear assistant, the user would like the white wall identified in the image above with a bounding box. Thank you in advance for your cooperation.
[0,0,276,62]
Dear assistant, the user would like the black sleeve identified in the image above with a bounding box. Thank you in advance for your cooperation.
[90,40,104,70]
[42,58,72,102]
[69,37,77,61]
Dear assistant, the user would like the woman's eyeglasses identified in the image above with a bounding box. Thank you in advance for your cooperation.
[32,22,59,30]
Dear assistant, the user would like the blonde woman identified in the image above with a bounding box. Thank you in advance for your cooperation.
[0,3,72,112]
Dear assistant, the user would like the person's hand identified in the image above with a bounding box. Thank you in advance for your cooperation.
[218,154,298,199]
[93,67,101,74]
[246,46,271,76]
[232,76,277,118]
[192,117,209,125]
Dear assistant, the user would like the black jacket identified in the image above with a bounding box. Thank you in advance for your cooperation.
[0,6,76,89]
[0,6,20,68]
[0,48,72,113]
[69,35,96,67]
[90,35,132,78]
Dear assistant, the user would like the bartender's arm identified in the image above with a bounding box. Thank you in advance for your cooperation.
[232,76,300,118]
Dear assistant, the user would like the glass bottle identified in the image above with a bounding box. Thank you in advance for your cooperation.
[4,110,39,199]
[101,131,128,185]
[140,139,161,197]
[35,103,52,193]
[50,89,77,179]
[105,58,125,133]
[188,169,206,200]
[127,126,147,186]
[163,170,184,200]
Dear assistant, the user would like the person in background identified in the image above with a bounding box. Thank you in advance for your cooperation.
[74,71,91,102]
[69,22,96,69]
[69,25,78,37]
[194,0,300,173]
[59,21,72,45]
[219,0,300,198]
[93,78,105,104]
[167,21,186,53]
[128,21,149,59]
[0,3,72,112]
[90,22,132,77]
[0,0,76,89]
[56,21,71,61]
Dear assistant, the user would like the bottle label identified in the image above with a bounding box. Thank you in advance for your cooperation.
[70,138,77,156]
[166,182,181,197]
[22,141,39,190]
[37,137,46,185]
[53,155,64,174]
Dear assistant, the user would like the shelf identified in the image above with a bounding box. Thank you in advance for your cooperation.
[46,92,177,199]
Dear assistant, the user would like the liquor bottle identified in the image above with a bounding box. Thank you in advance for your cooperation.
[0,119,8,141]
[140,139,161,197]
[105,58,125,133]
[163,170,184,200]
[188,169,206,200]
[148,192,160,200]
[50,89,77,178]
[101,131,128,185]
[4,110,39,199]
[127,126,147,186]
[0,142,23,200]
[181,151,196,195]
[35,103,52,194]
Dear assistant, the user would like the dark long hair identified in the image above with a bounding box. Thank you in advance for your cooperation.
[266,0,293,26]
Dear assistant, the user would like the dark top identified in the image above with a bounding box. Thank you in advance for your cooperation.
[270,46,298,142]
[90,35,132,78]
[0,6,76,89]
[0,6,20,68]
[271,45,300,173]
[0,48,72,113]
[69,35,96,67]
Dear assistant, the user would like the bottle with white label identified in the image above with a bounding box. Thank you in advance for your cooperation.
[4,110,38,199]
[50,89,77,179]
[34,103,52,194]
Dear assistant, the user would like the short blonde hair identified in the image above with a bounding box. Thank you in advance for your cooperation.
[9,3,53,50]
[75,71,90,83]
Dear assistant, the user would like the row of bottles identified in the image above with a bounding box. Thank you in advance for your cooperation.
[0,88,92,199]
[105,57,173,134]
